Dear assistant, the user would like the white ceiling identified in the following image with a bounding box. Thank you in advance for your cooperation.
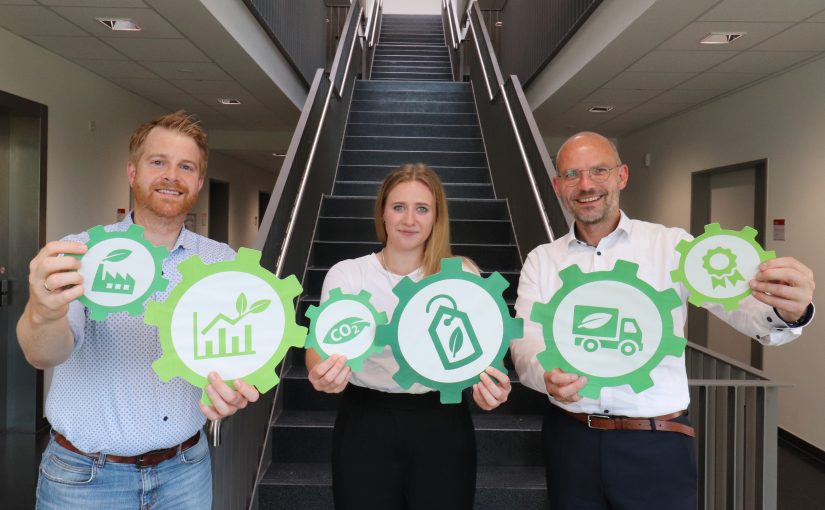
[529,0,825,137]
[0,0,304,172]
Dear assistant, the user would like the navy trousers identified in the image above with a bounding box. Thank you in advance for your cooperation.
[542,402,697,510]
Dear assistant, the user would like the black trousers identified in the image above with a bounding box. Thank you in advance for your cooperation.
[332,385,476,510]
[542,402,697,510]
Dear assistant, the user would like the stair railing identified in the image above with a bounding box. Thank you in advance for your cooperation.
[364,0,383,79]
[206,2,366,509]
[455,1,568,258]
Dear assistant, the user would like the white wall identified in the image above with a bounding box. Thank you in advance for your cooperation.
[191,152,276,250]
[0,27,276,250]
[618,55,825,449]
[382,0,441,15]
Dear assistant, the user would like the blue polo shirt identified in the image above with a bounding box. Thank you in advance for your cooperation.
[46,214,236,456]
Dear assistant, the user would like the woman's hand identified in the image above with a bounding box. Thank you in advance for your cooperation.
[472,366,511,411]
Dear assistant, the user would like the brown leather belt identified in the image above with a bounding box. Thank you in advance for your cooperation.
[54,431,200,468]
[564,410,695,438]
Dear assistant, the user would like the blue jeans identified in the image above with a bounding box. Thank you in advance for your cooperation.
[36,431,212,509]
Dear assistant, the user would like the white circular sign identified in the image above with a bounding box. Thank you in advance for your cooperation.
[314,300,377,359]
[682,235,760,298]
[80,238,157,307]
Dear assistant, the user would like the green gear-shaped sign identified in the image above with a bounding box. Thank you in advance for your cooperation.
[671,223,775,310]
[376,257,523,404]
[74,224,168,321]
[145,247,307,404]
[531,260,686,400]
[305,288,388,372]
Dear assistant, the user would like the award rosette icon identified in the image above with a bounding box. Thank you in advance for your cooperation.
[74,224,169,321]
[145,248,307,404]
[376,257,523,404]
[671,223,775,310]
[304,288,388,371]
[531,261,687,399]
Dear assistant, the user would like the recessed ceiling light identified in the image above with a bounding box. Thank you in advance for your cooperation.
[495,21,503,27]
[96,17,141,32]
[700,32,746,45]
[588,105,614,113]
[217,98,242,105]
[272,152,286,157]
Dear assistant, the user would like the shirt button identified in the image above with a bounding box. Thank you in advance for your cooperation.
[604,410,609,414]
[596,251,602,256]
[766,317,773,323]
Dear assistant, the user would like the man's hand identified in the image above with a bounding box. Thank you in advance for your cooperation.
[199,372,260,420]
[27,241,87,324]
[308,354,351,393]
[472,366,512,411]
[750,257,815,323]
[543,368,587,404]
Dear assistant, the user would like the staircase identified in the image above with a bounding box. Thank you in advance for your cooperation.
[257,14,549,510]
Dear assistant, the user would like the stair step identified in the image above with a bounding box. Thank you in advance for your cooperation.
[340,149,486,167]
[350,99,474,114]
[343,135,483,152]
[320,196,510,220]
[333,180,493,199]
[371,56,450,64]
[309,241,521,270]
[336,163,488,182]
[348,110,477,125]
[371,72,453,81]
[355,79,468,92]
[316,217,513,245]
[345,123,480,138]
[353,89,469,103]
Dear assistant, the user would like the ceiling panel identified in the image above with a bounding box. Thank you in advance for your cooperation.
[143,61,232,81]
[27,34,126,59]
[170,79,249,97]
[103,36,209,62]
[628,50,737,73]
[660,21,793,51]
[74,58,158,79]
[676,72,766,90]
[603,71,696,90]
[698,0,825,22]
[107,76,187,96]
[753,22,825,51]
[709,50,819,73]
[583,88,664,104]
[650,88,728,104]
[0,5,86,35]
[0,0,37,4]
[806,10,825,22]
[627,102,696,115]
[51,7,182,38]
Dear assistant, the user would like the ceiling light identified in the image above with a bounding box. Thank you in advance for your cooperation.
[272,153,286,157]
[217,98,242,105]
[588,106,614,113]
[700,32,746,45]
[96,17,141,32]
[495,21,503,27]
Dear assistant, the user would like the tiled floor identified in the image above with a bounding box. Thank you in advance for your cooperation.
[1,431,823,509]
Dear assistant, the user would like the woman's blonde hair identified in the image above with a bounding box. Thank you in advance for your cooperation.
[374,163,452,276]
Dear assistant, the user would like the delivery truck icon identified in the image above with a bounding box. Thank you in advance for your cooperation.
[572,305,643,356]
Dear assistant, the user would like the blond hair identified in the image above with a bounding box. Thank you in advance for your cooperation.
[374,163,453,276]
[129,110,208,174]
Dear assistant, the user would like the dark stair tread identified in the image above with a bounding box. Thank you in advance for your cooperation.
[260,462,332,486]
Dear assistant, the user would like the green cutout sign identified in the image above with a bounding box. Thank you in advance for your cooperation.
[145,248,307,405]
[671,223,775,310]
[75,225,168,321]
[531,260,687,400]
[305,288,387,372]
[376,257,523,404]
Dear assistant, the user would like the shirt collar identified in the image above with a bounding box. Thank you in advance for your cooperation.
[564,210,632,248]
[122,210,194,253]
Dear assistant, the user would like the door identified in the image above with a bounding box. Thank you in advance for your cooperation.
[208,179,230,244]
[689,160,766,368]
[0,91,48,434]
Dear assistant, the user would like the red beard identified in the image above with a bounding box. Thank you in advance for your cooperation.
[132,178,199,219]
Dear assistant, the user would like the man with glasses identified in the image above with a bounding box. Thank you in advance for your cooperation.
[511,131,815,509]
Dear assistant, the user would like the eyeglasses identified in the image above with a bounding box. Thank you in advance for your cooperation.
[557,165,619,186]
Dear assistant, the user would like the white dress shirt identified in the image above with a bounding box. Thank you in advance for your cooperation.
[511,211,808,417]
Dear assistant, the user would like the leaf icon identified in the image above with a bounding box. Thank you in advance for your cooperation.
[236,293,248,315]
[248,300,271,314]
[324,317,369,344]
[449,328,464,356]
[576,312,613,330]
[103,249,132,262]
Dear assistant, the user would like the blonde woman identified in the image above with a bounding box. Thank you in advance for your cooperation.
[306,163,511,509]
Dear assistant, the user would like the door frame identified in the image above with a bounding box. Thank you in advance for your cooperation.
[0,89,48,432]
[689,159,767,369]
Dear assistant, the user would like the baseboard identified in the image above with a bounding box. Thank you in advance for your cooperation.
[779,428,825,466]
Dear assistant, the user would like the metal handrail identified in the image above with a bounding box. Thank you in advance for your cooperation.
[367,0,382,48]
[467,3,554,241]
